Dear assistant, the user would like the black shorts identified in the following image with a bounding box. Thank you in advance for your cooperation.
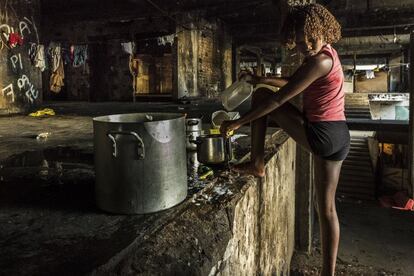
[305,120,350,161]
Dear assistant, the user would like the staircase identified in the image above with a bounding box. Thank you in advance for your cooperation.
[345,107,371,120]
[338,135,376,201]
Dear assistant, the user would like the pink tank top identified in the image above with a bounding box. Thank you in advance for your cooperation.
[303,44,346,122]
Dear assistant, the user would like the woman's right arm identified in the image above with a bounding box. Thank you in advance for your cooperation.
[258,76,289,87]
[239,71,289,88]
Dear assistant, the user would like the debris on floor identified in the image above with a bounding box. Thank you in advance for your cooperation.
[379,191,414,211]
[36,132,51,140]
[29,108,56,117]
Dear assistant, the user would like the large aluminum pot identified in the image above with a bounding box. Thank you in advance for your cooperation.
[93,113,187,214]
[194,134,233,165]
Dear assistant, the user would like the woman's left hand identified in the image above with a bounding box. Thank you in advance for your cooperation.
[220,119,241,137]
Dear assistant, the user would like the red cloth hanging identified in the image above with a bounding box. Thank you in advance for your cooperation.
[9,33,24,47]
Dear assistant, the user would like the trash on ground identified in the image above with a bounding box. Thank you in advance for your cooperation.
[36,132,51,140]
[29,108,55,117]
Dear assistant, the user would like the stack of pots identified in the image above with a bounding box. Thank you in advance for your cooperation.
[185,118,202,151]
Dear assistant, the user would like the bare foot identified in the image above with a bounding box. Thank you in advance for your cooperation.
[232,162,265,177]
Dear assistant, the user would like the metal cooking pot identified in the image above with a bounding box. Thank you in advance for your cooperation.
[192,134,233,165]
[93,113,187,214]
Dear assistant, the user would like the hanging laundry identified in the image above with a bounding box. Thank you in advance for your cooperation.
[121,42,134,55]
[129,56,139,93]
[50,60,64,93]
[73,45,88,67]
[70,45,75,61]
[28,43,46,71]
[34,45,46,72]
[61,44,73,65]
[48,42,62,72]
[157,34,175,46]
[29,43,37,61]
[366,70,375,79]
[9,33,23,48]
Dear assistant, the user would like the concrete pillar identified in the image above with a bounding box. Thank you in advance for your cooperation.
[173,21,199,100]
[232,45,240,82]
[295,150,314,253]
[409,30,414,198]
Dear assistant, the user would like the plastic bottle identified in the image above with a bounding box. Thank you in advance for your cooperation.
[220,77,253,111]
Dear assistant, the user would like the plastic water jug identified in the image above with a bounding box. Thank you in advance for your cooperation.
[211,110,240,129]
[220,79,253,111]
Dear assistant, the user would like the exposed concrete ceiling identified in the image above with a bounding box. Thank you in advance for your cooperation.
[40,0,414,54]
[40,0,289,44]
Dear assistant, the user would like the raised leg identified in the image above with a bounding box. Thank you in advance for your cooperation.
[233,87,311,177]
[314,157,343,276]
[233,88,268,177]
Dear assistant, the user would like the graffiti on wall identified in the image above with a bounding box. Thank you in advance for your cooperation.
[17,74,39,103]
[1,84,15,103]
[0,2,40,108]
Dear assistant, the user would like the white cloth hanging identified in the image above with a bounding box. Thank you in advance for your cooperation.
[121,42,134,55]
[366,70,375,79]
[48,43,62,72]
[34,45,46,72]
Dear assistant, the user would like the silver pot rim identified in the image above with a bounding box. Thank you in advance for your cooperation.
[93,112,185,124]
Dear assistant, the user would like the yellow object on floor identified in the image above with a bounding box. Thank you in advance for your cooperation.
[199,169,213,180]
[29,108,56,117]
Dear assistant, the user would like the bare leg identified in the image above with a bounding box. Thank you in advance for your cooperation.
[233,88,311,177]
[233,88,267,176]
[235,88,342,274]
[314,157,343,276]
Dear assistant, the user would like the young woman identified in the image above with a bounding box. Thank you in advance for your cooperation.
[220,4,350,276]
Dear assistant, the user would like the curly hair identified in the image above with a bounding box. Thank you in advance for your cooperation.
[281,4,341,49]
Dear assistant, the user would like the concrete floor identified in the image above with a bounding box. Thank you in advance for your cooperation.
[291,199,414,275]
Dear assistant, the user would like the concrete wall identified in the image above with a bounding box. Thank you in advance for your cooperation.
[0,0,42,113]
[93,135,296,275]
[213,139,296,275]
[345,93,370,108]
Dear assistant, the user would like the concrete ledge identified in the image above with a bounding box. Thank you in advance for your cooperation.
[93,132,296,275]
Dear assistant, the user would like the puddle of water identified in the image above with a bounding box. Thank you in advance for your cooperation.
[0,146,233,210]
[0,147,95,210]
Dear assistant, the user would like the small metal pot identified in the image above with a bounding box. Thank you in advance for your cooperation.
[192,134,233,164]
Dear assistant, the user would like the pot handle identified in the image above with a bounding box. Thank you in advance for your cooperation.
[189,133,201,145]
[107,131,145,159]
[187,119,200,126]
